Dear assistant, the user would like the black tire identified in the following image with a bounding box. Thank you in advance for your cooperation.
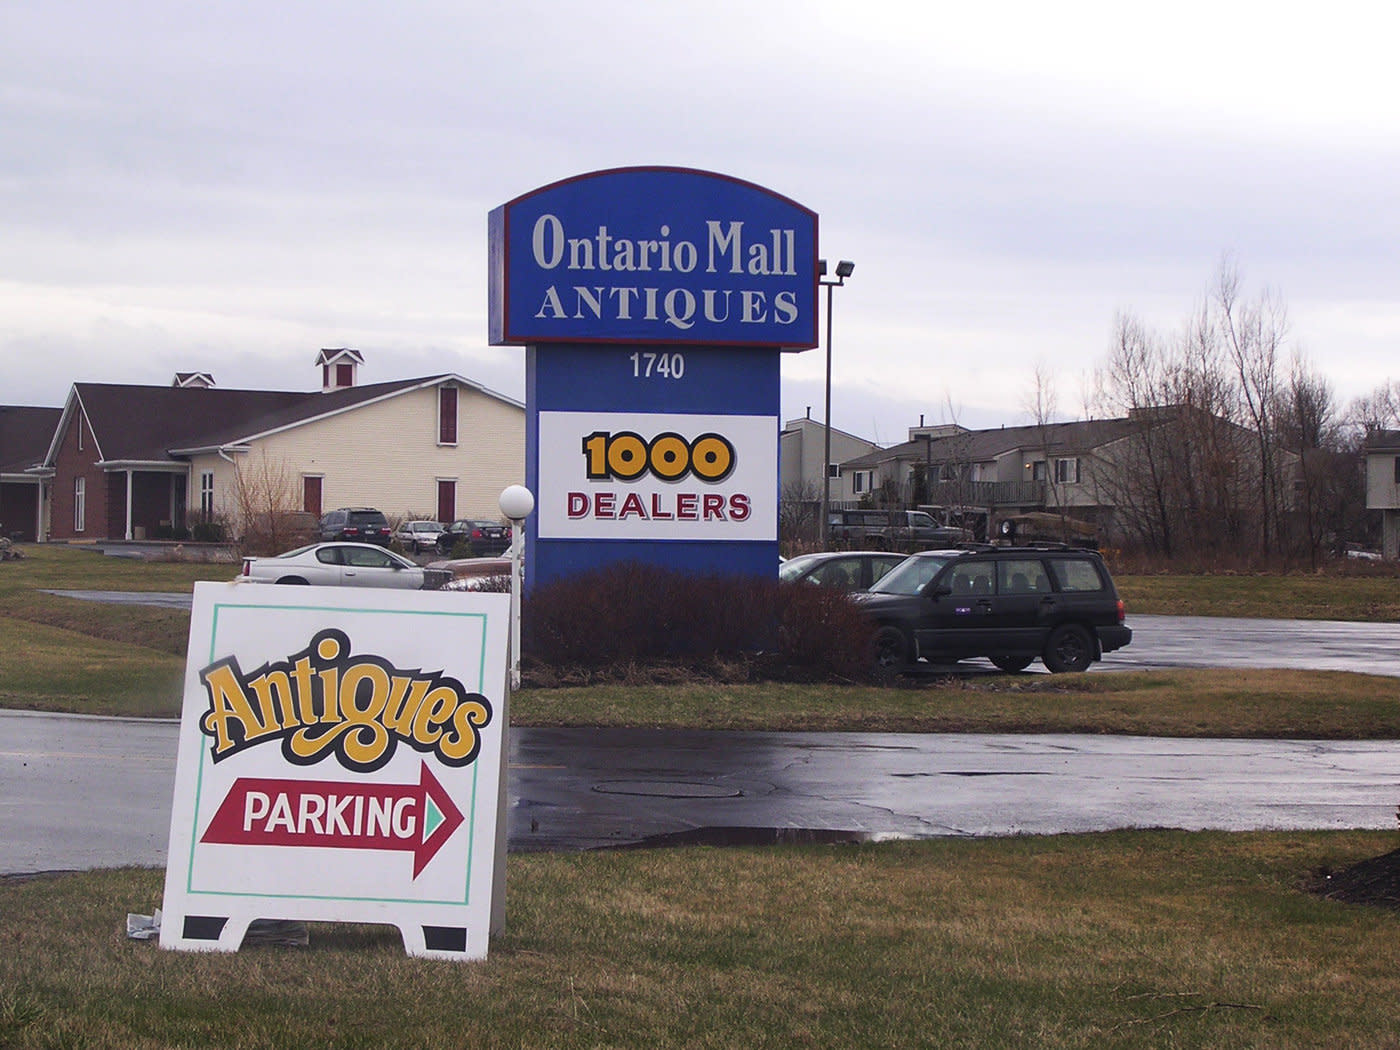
[1043,624,1094,673]
[871,626,909,677]
[275,576,310,585]
[990,654,1034,673]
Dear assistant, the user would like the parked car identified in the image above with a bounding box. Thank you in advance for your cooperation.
[435,556,514,591]
[438,519,511,555]
[317,507,392,545]
[394,519,445,553]
[853,546,1131,674]
[240,543,452,590]
[778,551,907,592]
[828,508,971,551]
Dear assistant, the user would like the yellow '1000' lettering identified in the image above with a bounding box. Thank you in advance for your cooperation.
[582,431,735,483]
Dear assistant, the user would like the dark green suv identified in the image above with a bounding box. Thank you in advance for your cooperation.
[853,546,1132,674]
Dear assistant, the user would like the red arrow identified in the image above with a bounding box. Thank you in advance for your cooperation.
[201,763,465,879]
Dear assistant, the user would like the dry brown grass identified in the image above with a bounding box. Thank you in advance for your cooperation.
[5,832,1400,1048]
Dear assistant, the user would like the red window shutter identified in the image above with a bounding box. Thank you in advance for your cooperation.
[439,387,458,444]
[437,479,456,523]
[303,476,323,517]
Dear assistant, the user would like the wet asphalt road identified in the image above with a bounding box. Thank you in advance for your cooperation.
[5,604,1400,875]
[4,710,1399,875]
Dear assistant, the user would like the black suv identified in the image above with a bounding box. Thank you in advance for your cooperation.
[317,507,391,545]
[437,519,511,556]
[853,546,1131,674]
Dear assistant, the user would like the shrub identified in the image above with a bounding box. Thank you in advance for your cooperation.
[520,562,876,683]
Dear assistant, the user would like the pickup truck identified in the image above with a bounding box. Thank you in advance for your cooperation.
[827,509,971,551]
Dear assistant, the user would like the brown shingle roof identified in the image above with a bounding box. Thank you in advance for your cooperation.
[69,376,460,462]
[840,418,1144,470]
[0,406,62,474]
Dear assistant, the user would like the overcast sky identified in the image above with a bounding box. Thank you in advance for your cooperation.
[3,2,1397,443]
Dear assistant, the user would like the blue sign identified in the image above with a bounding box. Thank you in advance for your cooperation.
[490,167,818,349]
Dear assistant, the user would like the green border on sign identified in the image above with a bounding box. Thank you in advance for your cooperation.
[183,599,496,907]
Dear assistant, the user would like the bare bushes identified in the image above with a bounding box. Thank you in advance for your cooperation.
[520,563,876,684]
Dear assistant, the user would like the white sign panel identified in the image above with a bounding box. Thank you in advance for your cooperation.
[537,410,777,541]
[161,581,510,961]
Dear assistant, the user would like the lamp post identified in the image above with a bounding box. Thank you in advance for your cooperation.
[492,483,533,936]
[498,484,535,691]
[818,259,854,548]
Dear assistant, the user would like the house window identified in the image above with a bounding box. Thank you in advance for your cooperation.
[199,472,214,520]
[1031,461,1047,481]
[76,417,83,452]
[827,463,840,479]
[1394,456,1400,485]
[439,387,458,445]
[336,363,354,387]
[74,477,86,532]
[1054,458,1081,484]
[852,471,865,494]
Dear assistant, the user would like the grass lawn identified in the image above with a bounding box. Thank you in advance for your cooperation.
[3,545,1399,733]
[4,832,1400,1049]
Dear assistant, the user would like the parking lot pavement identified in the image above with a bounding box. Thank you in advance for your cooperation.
[5,712,1398,875]
[41,589,198,609]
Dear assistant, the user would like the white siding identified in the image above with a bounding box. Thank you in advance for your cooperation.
[1366,452,1400,511]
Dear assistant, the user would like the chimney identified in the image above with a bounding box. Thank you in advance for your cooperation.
[315,348,365,392]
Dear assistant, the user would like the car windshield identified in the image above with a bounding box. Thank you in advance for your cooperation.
[866,554,952,595]
[777,555,821,583]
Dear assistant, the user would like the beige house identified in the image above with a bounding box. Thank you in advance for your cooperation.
[39,350,524,542]
[779,414,882,504]
[1364,430,1400,560]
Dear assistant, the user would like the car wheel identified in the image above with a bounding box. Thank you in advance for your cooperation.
[990,654,1034,673]
[1043,624,1094,673]
[275,576,310,585]
[871,626,909,678]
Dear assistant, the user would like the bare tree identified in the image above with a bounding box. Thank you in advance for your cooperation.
[1215,262,1290,553]
[779,480,824,550]
[1349,379,1400,434]
[228,451,301,555]
[1277,354,1341,564]
[1025,359,1068,522]
[1093,313,1181,554]
[1093,263,1315,562]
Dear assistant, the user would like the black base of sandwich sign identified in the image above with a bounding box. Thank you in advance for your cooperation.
[161,582,511,961]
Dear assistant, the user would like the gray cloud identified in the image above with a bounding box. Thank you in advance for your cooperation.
[2,1,1396,433]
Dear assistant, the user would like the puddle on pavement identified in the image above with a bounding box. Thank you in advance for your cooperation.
[592,780,744,799]
[600,826,908,850]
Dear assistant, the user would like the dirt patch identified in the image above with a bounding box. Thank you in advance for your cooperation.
[1311,846,1400,909]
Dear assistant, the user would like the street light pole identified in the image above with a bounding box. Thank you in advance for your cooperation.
[818,259,854,548]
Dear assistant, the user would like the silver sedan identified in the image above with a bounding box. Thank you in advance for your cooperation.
[239,543,451,589]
